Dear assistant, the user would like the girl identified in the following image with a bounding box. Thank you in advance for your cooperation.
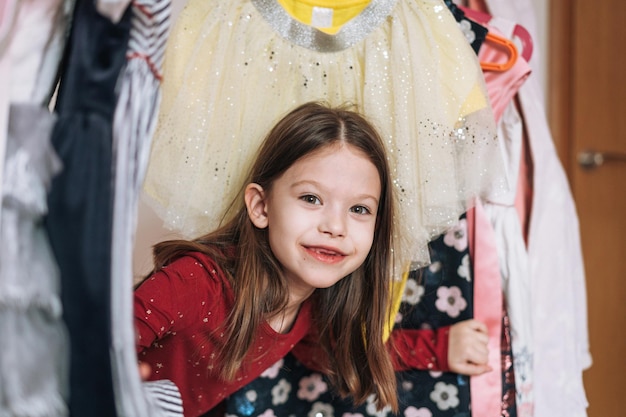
[134,101,399,417]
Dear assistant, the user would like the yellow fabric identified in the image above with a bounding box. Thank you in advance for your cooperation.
[384,270,409,342]
[277,0,370,34]
[460,83,489,117]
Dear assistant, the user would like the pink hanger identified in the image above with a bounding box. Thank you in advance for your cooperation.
[512,22,533,62]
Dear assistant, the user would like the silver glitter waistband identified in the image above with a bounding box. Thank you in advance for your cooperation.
[250,0,398,53]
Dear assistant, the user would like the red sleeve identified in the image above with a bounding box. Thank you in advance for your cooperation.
[388,326,451,372]
[292,326,451,374]
[133,253,224,353]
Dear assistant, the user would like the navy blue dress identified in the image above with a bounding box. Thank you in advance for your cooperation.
[45,1,131,415]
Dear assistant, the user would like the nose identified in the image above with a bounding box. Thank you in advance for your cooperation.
[319,206,346,237]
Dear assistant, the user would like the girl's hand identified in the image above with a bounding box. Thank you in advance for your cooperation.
[139,361,152,380]
[447,319,492,376]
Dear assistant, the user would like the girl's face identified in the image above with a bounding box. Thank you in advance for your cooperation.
[246,143,381,303]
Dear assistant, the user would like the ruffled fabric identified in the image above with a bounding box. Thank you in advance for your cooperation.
[0,0,72,414]
[143,0,507,270]
[0,104,68,417]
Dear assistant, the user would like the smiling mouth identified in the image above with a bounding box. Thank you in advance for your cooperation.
[303,246,347,264]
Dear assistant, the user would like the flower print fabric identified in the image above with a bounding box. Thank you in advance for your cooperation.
[405,407,433,417]
[434,286,468,318]
[297,374,328,402]
[271,379,291,406]
[429,382,460,410]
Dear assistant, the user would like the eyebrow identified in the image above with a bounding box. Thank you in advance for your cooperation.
[291,179,380,205]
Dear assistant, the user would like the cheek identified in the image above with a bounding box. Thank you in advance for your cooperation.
[273,208,314,237]
[354,222,377,253]
[267,228,290,268]
[266,213,303,255]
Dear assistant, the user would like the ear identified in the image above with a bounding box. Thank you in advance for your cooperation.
[244,183,269,229]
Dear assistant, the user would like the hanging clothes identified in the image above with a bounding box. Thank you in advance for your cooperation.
[45,0,132,415]
[108,0,181,415]
[0,0,72,415]
[0,0,69,222]
[467,201,505,417]
[516,47,590,417]
[1,104,67,417]
[468,21,535,416]
[484,100,536,415]
[96,0,133,23]
[436,5,534,415]
[142,0,508,274]
[0,0,17,202]
[465,2,590,416]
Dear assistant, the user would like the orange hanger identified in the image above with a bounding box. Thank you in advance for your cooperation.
[458,5,533,62]
[480,31,519,72]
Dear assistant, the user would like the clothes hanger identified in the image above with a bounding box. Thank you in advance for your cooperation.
[512,22,534,62]
[480,31,519,72]
[459,5,533,62]
[444,0,488,53]
[443,0,518,72]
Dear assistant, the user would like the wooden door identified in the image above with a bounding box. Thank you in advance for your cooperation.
[549,1,626,416]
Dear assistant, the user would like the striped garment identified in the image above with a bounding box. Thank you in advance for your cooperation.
[143,380,184,417]
[108,0,176,415]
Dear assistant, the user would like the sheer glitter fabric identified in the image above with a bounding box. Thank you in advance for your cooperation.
[142,0,507,269]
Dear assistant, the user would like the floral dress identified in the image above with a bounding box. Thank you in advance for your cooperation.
[218,215,518,417]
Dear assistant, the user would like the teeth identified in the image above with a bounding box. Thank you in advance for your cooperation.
[315,248,337,255]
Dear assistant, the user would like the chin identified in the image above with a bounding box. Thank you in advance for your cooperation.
[311,275,349,290]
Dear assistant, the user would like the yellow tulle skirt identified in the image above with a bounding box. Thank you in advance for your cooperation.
[143,0,507,270]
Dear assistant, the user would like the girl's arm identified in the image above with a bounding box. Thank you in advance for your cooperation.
[387,326,450,372]
[134,271,178,352]
[391,319,491,375]
[290,326,450,373]
[134,253,216,352]
[293,319,490,376]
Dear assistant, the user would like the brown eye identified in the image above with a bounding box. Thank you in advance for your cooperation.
[300,194,321,205]
[351,205,371,215]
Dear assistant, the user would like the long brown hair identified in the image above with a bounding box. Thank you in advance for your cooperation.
[149,101,398,411]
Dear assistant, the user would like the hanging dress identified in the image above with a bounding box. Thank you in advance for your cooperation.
[45,0,131,415]
[468,19,535,417]
[108,0,183,415]
[142,0,508,271]
[1,105,67,417]
[0,0,72,415]
[465,2,591,415]
[108,0,183,417]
